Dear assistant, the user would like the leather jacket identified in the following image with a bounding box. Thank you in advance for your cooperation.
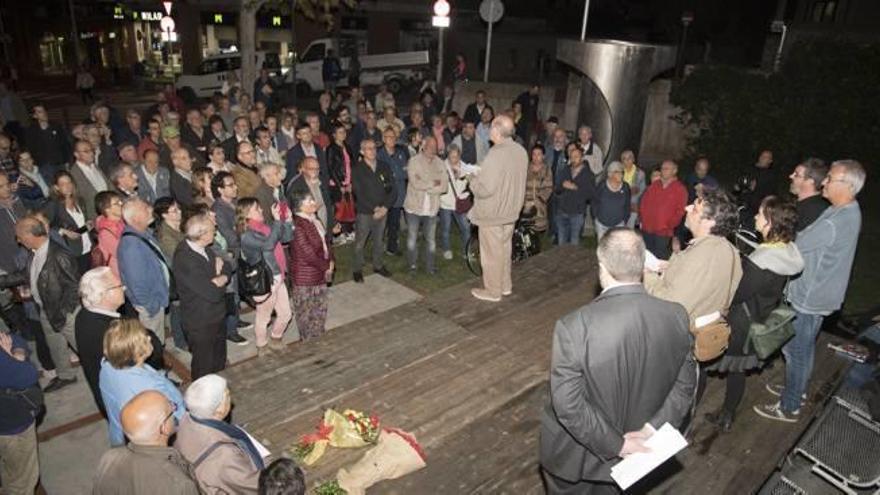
[326,142,355,203]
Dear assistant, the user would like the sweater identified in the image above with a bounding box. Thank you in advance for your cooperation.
[639,179,688,237]
[0,334,39,435]
[592,180,631,227]
[554,165,595,215]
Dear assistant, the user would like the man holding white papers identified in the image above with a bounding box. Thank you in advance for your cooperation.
[539,228,696,494]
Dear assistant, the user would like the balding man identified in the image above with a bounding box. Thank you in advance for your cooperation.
[466,116,528,302]
[118,198,172,338]
[69,139,110,221]
[173,214,230,379]
[93,390,200,494]
[12,216,81,392]
[638,160,687,260]
[540,228,695,493]
[170,147,195,207]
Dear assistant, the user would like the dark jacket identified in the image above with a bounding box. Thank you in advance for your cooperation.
[173,241,229,328]
[180,125,211,157]
[554,165,595,215]
[112,126,144,148]
[326,141,356,203]
[796,194,830,232]
[592,180,631,227]
[0,199,27,272]
[135,164,171,205]
[284,143,328,189]
[170,170,194,208]
[44,198,89,257]
[0,334,39,435]
[212,199,240,258]
[291,215,333,286]
[463,103,493,125]
[539,284,695,483]
[37,239,82,331]
[351,159,395,215]
[74,308,115,414]
[96,143,119,178]
[25,123,70,167]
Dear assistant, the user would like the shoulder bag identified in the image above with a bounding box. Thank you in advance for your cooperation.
[445,165,473,214]
[237,252,272,306]
[742,300,796,360]
[690,247,738,362]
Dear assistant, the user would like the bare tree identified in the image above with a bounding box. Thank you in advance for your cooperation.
[239,0,357,99]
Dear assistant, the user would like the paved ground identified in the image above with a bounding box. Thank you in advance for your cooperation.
[35,275,420,495]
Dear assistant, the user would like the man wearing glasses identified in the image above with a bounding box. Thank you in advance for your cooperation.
[788,157,830,231]
[756,159,865,423]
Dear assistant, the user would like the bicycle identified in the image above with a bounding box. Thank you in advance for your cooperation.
[465,217,542,276]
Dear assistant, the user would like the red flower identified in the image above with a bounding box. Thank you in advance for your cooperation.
[369,414,380,428]
[301,421,334,445]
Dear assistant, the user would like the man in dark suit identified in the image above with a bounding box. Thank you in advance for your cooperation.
[222,116,252,160]
[172,213,231,380]
[284,122,328,189]
[463,90,493,125]
[539,228,696,494]
[170,147,195,208]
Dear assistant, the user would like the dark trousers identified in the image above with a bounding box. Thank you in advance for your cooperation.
[542,469,621,495]
[354,213,387,272]
[385,206,403,254]
[643,232,672,260]
[186,320,227,380]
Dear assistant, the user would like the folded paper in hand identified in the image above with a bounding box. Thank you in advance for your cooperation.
[610,423,688,490]
[694,311,721,328]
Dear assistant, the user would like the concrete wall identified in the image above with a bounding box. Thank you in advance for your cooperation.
[450,81,563,124]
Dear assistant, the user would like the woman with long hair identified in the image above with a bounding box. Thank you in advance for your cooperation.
[236,197,293,354]
[705,196,804,431]
[326,122,356,242]
[192,167,215,208]
[45,170,92,274]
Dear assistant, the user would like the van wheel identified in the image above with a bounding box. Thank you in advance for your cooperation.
[178,86,197,104]
[386,78,403,95]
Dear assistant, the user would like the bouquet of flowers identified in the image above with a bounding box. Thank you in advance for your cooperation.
[293,408,381,465]
[336,428,427,495]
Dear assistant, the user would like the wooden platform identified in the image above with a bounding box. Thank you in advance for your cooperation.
[223,246,851,494]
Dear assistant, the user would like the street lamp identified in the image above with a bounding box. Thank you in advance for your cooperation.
[675,11,694,80]
[433,0,451,87]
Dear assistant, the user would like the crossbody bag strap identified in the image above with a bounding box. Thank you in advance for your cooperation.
[192,441,228,469]
[121,232,169,268]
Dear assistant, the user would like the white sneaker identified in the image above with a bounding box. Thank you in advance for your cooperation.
[765,383,807,402]
[443,250,453,260]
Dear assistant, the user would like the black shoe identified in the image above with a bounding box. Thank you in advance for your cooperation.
[704,409,734,433]
[43,376,77,393]
[237,320,254,330]
[353,271,365,283]
[374,267,392,277]
[227,332,249,346]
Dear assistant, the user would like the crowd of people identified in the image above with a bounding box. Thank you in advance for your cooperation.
[0,69,869,494]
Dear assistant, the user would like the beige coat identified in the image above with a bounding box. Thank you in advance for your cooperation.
[93,444,200,495]
[175,414,261,494]
[403,153,448,216]
[645,235,743,322]
[467,139,529,226]
[230,163,261,199]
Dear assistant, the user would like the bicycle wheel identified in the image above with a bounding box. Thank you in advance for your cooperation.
[465,232,482,276]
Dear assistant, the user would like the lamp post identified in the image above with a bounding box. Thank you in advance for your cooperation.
[675,11,694,80]
[433,0,450,87]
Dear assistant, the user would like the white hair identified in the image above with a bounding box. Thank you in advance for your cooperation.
[185,374,228,419]
[185,213,213,241]
[79,267,113,309]
[121,197,147,224]
[831,159,866,195]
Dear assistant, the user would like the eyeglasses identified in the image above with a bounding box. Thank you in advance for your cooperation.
[160,402,179,430]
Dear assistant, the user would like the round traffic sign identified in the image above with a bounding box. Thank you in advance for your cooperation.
[160,16,176,33]
[479,0,504,24]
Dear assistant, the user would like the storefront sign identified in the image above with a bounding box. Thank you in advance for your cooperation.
[133,11,164,22]
[257,14,291,28]
[202,12,237,26]
[113,5,125,20]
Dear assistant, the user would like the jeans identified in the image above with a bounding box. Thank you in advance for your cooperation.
[354,213,387,272]
[555,212,585,246]
[386,206,403,253]
[406,212,438,272]
[781,311,824,412]
[439,208,471,253]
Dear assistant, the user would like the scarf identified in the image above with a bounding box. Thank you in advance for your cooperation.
[247,219,286,277]
[295,212,329,258]
[190,416,264,470]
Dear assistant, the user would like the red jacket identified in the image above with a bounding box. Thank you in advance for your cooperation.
[639,179,687,237]
[289,215,333,286]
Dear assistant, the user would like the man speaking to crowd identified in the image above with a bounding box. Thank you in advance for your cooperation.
[466,115,528,302]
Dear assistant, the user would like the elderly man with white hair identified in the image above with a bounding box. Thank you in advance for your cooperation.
[170,146,195,208]
[756,159,866,423]
[75,267,126,414]
[176,374,264,494]
[118,197,173,338]
[173,214,231,379]
[465,115,528,302]
[254,161,287,225]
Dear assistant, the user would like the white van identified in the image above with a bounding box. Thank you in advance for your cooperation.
[176,51,281,100]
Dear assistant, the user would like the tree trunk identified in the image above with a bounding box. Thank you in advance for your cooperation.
[240,0,266,98]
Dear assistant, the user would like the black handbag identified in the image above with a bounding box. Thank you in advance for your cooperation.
[237,254,272,305]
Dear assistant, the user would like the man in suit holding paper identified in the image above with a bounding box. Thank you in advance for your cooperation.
[539,228,696,494]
